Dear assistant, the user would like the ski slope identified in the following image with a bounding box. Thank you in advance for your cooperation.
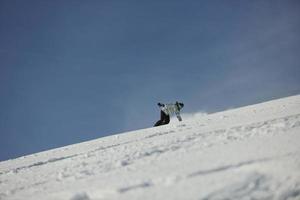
[1,95,300,200]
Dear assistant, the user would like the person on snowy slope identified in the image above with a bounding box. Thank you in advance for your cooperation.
[154,101,184,127]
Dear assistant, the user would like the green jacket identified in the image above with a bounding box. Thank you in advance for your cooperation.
[159,102,183,121]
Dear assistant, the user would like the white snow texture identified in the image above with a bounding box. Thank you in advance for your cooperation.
[1,95,300,200]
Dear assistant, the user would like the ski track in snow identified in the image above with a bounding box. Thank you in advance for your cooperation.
[0,95,300,200]
[2,113,299,177]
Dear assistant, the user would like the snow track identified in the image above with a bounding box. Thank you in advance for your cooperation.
[0,95,300,200]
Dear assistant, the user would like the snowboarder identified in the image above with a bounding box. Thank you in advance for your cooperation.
[154,101,184,127]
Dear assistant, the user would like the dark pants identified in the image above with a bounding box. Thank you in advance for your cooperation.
[154,111,170,127]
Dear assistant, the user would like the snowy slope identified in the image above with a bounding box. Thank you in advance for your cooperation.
[1,95,300,200]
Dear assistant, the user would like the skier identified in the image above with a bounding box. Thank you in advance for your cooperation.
[154,101,184,127]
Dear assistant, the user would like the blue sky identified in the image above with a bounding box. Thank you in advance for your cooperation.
[0,1,299,161]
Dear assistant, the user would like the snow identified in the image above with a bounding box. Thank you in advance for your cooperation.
[1,95,300,200]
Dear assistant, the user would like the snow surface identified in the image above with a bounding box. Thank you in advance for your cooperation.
[1,95,300,200]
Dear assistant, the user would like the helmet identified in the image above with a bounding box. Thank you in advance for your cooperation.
[176,101,184,109]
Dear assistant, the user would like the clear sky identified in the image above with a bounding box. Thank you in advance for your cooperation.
[0,0,299,161]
